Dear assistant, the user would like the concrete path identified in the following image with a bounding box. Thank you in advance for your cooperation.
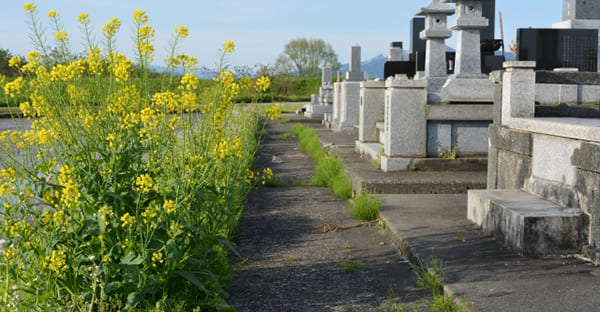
[228,119,431,311]
[298,115,600,312]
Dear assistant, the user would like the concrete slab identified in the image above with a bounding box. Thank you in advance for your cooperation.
[469,189,589,255]
[309,125,487,194]
[379,194,600,312]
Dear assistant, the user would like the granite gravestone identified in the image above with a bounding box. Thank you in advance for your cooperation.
[563,0,600,20]
[346,46,364,81]
[517,28,598,72]
[410,17,427,71]
[385,42,417,79]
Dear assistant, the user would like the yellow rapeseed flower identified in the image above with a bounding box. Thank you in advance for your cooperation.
[222,40,235,53]
[163,200,176,214]
[54,30,68,41]
[45,250,67,277]
[47,9,57,18]
[103,17,121,37]
[4,77,25,98]
[78,12,89,24]
[133,10,148,24]
[135,174,154,193]
[266,105,281,120]
[256,75,271,93]
[175,25,188,39]
[120,212,136,228]
[8,56,21,68]
[23,2,36,13]
[151,252,164,267]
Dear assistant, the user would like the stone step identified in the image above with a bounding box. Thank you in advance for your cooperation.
[468,189,589,255]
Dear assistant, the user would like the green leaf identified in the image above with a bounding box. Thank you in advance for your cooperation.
[105,191,124,203]
[217,237,240,258]
[121,252,144,265]
[175,270,210,296]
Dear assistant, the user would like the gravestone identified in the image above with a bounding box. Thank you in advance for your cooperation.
[554,0,600,71]
[389,41,404,61]
[332,48,364,132]
[563,0,600,20]
[346,46,364,81]
[320,66,333,105]
[304,66,333,118]
[517,28,598,72]
[385,41,417,79]
[410,18,427,71]
[416,0,455,91]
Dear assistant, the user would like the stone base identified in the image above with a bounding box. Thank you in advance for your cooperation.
[582,246,600,265]
[426,77,448,92]
[468,189,589,255]
[441,77,495,104]
[331,121,356,133]
[303,104,331,119]
[356,141,487,173]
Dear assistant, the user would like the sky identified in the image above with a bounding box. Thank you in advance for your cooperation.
[0,1,563,70]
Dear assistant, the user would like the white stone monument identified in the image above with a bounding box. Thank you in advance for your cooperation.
[415,0,455,91]
[553,0,600,71]
[389,42,404,61]
[304,66,333,119]
[332,46,365,132]
[440,0,495,103]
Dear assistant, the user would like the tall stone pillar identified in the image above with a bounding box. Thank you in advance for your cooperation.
[501,61,536,125]
[380,77,428,171]
[416,0,455,91]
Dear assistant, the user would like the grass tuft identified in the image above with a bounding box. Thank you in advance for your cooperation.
[340,259,363,272]
[349,192,380,221]
[262,175,285,187]
[279,132,292,139]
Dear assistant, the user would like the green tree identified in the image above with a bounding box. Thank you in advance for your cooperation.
[275,38,340,76]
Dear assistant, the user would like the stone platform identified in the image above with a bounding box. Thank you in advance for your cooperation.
[378,194,600,312]
[468,189,589,255]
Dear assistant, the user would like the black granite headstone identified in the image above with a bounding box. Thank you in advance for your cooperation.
[384,61,416,79]
[411,17,426,54]
[517,28,598,72]
[481,1,496,41]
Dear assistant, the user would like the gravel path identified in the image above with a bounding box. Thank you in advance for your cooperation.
[228,119,431,311]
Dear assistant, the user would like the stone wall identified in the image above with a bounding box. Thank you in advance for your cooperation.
[488,124,600,257]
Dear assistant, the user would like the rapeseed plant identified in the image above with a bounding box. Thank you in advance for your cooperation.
[0,3,273,310]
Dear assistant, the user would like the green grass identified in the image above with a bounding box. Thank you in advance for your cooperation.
[285,256,302,262]
[340,259,363,272]
[379,286,416,312]
[279,132,292,139]
[412,256,474,312]
[263,175,286,187]
[349,192,380,221]
[280,118,291,124]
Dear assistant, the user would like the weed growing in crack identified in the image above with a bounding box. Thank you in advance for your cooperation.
[340,259,364,272]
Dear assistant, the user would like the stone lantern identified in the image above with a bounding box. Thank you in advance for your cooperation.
[415,0,455,91]
[442,0,489,78]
